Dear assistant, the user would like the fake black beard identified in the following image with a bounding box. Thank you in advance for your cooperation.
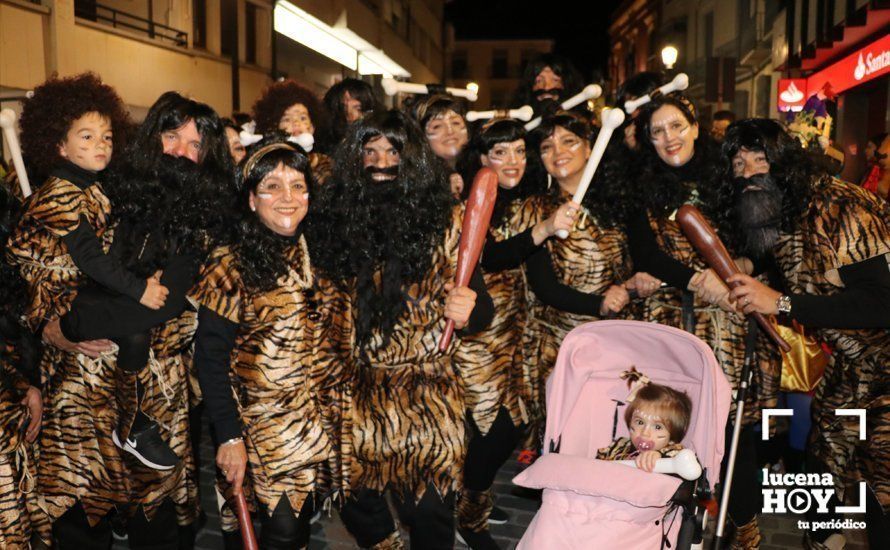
[734,173,783,258]
[532,90,563,115]
[363,165,400,185]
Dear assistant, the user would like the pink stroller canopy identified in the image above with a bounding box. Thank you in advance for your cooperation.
[543,320,731,488]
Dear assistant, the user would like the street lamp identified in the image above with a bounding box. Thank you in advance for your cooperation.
[661,45,679,69]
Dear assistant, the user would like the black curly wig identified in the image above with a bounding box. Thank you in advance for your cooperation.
[308,109,453,348]
[252,79,327,137]
[0,184,40,385]
[19,72,131,184]
[456,118,545,227]
[596,93,720,227]
[322,78,380,149]
[511,53,583,113]
[710,118,820,250]
[103,92,236,275]
[231,134,314,294]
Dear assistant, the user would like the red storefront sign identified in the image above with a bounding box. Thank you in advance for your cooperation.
[807,33,890,96]
[777,78,807,112]
[777,34,889,113]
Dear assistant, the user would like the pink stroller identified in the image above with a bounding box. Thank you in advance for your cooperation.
[514,320,732,549]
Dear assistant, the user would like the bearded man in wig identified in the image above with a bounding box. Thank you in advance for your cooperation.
[309,109,493,549]
[709,119,890,550]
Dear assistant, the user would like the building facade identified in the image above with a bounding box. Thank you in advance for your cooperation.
[607,0,660,98]
[446,38,554,109]
[1,0,447,120]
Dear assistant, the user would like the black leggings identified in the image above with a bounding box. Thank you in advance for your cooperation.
[339,485,455,549]
[463,407,521,491]
[53,499,192,550]
[258,496,313,550]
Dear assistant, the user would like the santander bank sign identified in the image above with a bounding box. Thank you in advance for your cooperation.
[808,34,890,96]
[778,34,889,112]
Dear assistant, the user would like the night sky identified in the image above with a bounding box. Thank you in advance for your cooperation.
[444,0,623,81]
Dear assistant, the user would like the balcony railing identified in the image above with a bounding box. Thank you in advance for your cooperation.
[74,1,188,47]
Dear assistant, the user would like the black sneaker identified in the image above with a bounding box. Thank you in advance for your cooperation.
[456,527,501,550]
[113,423,179,470]
[487,505,509,525]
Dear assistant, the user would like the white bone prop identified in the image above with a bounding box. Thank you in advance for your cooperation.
[0,109,32,198]
[524,84,603,130]
[623,73,689,114]
[380,78,478,102]
[554,107,625,239]
[466,105,534,122]
[239,128,314,153]
[617,448,703,481]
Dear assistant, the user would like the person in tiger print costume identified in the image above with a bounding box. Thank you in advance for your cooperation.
[513,112,658,474]
[598,94,781,549]
[27,92,234,548]
[308,109,493,550]
[709,119,890,550]
[452,118,577,549]
[192,137,350,548]
[0,181,51,549]
[252,79,333,184]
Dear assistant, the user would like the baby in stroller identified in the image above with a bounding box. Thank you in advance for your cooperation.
[597,375,692,473]
[513,320,731,550]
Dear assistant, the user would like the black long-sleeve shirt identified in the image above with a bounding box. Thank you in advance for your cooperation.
[525,247,605,315]
[625,209,695,289]
[480,228,539,273]
[788,253,890,329]
[51,163,147,302]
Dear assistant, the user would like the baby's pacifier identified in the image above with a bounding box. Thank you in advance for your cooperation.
[633,437,655,451]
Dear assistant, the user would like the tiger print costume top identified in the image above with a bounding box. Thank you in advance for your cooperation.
[595,437,683,461]
[452,199,533,435]
[0,343,51,548]
[515,193,632,422]
[310,152,333,185]
[6,166,112,333]
[349,204,466,501]
[772,177,890,507]
[642,208,780,425]
[191,238,341,518]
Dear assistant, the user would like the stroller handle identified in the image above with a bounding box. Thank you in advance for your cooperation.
[617,449,702,480]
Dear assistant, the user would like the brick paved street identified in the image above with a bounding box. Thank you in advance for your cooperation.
[113,416,871,549]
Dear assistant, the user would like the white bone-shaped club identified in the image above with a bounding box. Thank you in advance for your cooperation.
[380,78,478,102]
[0,109,32,198]
[617,448,703,481]
[524,84,602,130]
[466,105,534,122]
[554,107,625,239]
[623,73,689,114]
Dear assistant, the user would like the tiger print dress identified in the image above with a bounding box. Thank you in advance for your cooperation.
[641,206,781,425]
[452,200,532,435]
[8,172,199,526]
[772,177,890,508]
[191,240,347,520]
[0,344,51,548]
[349,204,466,501]
[515,193,633,430]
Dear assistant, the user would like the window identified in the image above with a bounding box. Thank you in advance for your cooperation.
[220,0,236,57]
[245,2,257,64]
[193,0,206,48]
[492,49,508,78]
[452,50,468,79]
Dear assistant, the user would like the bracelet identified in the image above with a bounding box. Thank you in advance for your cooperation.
[220,437,243,447]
